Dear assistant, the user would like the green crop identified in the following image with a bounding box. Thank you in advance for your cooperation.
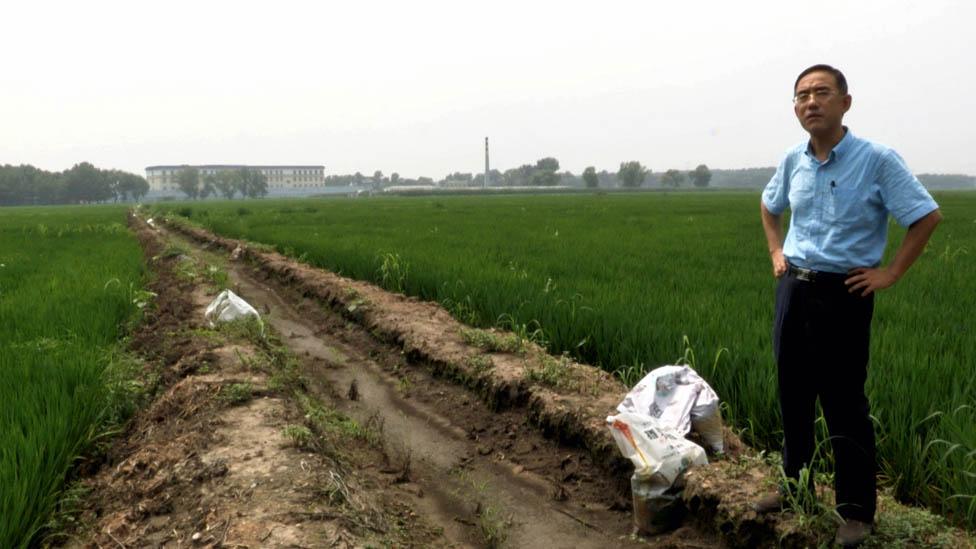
[0,206,145,547]
[155,191,976,528]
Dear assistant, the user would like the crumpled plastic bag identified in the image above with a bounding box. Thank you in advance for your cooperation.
[204,289,262,329]
[608,412,708,496]
[616,365,724,453]
[606,364,724,498]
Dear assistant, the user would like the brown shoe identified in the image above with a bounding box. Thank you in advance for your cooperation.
[752,492,784,514]
[835,519,872,547]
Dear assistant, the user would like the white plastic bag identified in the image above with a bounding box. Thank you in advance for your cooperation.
[617,365,724,453]
[204,289,262,329]
[607,412,707,496]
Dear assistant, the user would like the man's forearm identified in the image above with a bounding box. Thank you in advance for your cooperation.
[760,201,784,254]
[761,201,789,277]
[887,209,943,280]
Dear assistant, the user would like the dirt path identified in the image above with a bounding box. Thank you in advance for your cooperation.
[180,221,725,547]
[60,215,731,548]
[227,252,612,546]
[221,242,692,548]
[65,218,448,547]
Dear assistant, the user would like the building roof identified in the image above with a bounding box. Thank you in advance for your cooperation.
[145,164,324,170]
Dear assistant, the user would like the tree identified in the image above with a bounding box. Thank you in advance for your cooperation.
[250,169,269,197]
[390,172,400,185]
[0,165,39,205]
[237,168,268,198]
[200,173,217,198]
[660,169,685,188]
[65,162,113,203]
[535,157,559,172]
[108,171,149,202]
[582,166,598,188]
[530,157,560,186]
[531,169,560,186]
[617,161,649,188]
[690,164,712,188]
[0,163,143,205]
[488,168,502,186]
[215,171,238,199]
[176,167,200,199]
[131,175,149,201]
[503,164,534,186]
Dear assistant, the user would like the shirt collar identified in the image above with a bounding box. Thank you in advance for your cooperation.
[832,127,854,159]
[804,126,854,162]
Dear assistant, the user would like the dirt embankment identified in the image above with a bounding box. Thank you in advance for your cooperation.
[61,216,450,547]
[62,212,968,548]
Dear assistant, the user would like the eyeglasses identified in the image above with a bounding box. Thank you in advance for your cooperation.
[793,87,839,104]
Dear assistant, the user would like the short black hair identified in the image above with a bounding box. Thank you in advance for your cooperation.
[794,64,848,95]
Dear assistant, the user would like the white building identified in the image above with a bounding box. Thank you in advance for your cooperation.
[145,165,325,193]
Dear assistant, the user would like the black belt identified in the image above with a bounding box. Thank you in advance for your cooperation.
[787,264,848,283]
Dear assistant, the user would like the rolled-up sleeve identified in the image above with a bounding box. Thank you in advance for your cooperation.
[762,157,790,215]
[877,149,939,227]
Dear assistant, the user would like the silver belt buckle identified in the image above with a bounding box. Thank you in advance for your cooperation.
[793,266,815,282]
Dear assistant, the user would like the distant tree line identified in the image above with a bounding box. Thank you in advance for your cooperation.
[172,164,976,196]
[8,160,966,207]
[175,167,269,199]
[0,163,149,206]
[326,158,713,190]
[453,160,712,190]
[917,173,976,190]
[704,167,776,188]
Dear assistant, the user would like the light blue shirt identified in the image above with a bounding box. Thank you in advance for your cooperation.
[762,128,939,273]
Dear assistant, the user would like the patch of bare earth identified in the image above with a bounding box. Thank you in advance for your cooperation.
[133,215,732,548]
[61,217,440,548]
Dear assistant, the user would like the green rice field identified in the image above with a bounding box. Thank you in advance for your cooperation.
[0,206,145,548]
[157,191,976,527]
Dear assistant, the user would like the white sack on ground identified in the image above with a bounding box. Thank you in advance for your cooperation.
[205,289,262,329]
[607,412,708,496]
[616,365,724,453]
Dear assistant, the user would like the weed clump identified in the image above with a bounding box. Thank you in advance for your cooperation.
[525,353,582,392]
[282,424,314,450]
[460,328,525,354]
[217,317,266,343]
[220,382,254,405]
[465,354,494,372]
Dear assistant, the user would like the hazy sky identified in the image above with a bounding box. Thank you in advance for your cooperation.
[3,0,973,179]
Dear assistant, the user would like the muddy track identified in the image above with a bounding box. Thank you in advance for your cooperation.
[64,217,452,547]
[218,236,663,548]
[156,218,728,547]
[61,213,828,548]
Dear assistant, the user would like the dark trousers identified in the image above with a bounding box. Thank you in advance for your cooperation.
[773,270,877,522]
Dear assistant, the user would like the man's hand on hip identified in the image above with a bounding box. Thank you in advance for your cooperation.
[845,267,898,296]
[771,249,788,278]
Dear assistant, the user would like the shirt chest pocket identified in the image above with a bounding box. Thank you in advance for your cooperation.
[827,185,866,224]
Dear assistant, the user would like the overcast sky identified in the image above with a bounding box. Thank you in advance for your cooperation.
[2,0,973,179]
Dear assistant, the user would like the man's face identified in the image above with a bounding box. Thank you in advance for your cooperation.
[793,71,851,136]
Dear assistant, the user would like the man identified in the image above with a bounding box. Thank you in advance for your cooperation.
[757,64,942,547]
